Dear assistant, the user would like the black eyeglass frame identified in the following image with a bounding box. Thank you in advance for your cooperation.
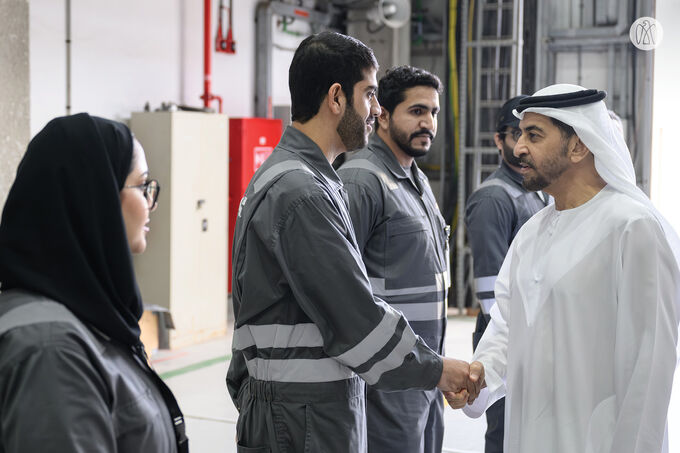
[498,128,522,142]
[125,179,160,210]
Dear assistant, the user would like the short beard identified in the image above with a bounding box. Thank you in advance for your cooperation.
[502,141,523,167]
[389,121,433,158]
[522,141,570,191]
[337,101,367,152]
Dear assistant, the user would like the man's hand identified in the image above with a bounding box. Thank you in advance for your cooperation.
[437,359,485,408]
[443,389,468,409]
[466,361,485,402]
[437,357,470,393]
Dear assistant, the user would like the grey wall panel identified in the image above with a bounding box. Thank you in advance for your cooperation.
[0,0,30,206]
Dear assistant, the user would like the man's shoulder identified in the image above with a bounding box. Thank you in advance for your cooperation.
[466,182,516,209]
[269,167,333,207]
[338,149,389,188]
[599,189,659,230]
[237,155,336,230]
[339,148,384,172]
[478,170,528,197]
[253,151,326,197]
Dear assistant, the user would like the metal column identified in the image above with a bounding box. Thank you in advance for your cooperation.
[455,0,524,310]
[254,2,331,118]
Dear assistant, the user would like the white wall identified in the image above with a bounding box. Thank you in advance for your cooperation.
[270,16,309,107]
[650,2,680,450]
[651,1,680,231]
[29,0,65,134]
[180,0,259,117]
[0,0,30,206]
[29,0,259,136]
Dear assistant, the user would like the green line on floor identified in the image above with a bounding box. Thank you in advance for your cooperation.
[159,354,231,380]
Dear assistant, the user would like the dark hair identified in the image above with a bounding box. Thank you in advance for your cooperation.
[377,66,442,115]
[550,117,576,140]
[289,31,378,123]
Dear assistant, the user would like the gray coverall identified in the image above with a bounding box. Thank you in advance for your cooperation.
[0,290,181,453]
[227,127,443,453]
[464,160,549,453]
[338,133,449,453]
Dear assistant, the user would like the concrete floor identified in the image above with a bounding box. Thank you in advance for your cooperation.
[154,316,487,453]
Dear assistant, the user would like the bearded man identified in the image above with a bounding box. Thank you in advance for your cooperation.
[338,65,452,453]
[228,35,482,453]
[459,84,680,453]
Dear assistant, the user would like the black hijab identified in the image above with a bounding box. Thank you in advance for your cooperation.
[0,113,144,347]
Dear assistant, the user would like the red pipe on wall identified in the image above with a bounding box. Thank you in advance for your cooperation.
[216,0,236,53]
[201,0,223,113]
[203,0,210,106]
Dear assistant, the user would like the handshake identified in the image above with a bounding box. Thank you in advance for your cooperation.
[436,358,485,409]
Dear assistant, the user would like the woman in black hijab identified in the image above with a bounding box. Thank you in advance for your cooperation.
[0,113,188,452]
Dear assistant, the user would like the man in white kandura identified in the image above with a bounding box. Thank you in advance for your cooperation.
[456,84,680,453]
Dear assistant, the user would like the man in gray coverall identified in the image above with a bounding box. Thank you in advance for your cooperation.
[338,66,448,453]
[464,95,550,452]
[227,32,483,453]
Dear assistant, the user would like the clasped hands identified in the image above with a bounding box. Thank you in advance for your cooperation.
[436,358,485,409]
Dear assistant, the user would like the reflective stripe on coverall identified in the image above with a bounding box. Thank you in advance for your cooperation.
[338,133,449,453]
[227,127,443,453]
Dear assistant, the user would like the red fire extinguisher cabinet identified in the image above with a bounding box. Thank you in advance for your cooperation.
[228,118,283,292]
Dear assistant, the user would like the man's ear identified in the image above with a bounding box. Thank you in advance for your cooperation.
[493,132,504,152]
[327,83,345,115]
[568,136,590,163]
[377,107,390,130]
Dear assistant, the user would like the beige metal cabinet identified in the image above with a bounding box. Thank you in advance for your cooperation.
[130,111,228,349]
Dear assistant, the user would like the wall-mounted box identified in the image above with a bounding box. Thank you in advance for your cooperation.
[131,111,229,349]
[228,117,282,292]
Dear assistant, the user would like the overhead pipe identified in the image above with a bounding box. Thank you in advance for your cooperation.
[201,0,223,113]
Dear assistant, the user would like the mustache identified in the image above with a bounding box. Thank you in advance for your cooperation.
[519,157,535,168]
[409,129,434,141]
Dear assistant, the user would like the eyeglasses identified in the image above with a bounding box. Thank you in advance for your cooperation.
[500,128,522,142]
[125,179,160,210]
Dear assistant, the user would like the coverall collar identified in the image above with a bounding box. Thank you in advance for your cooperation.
[368,133,424,194]
[499,159,551,205]
[279,126,343,191]
[499,159,524,187]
